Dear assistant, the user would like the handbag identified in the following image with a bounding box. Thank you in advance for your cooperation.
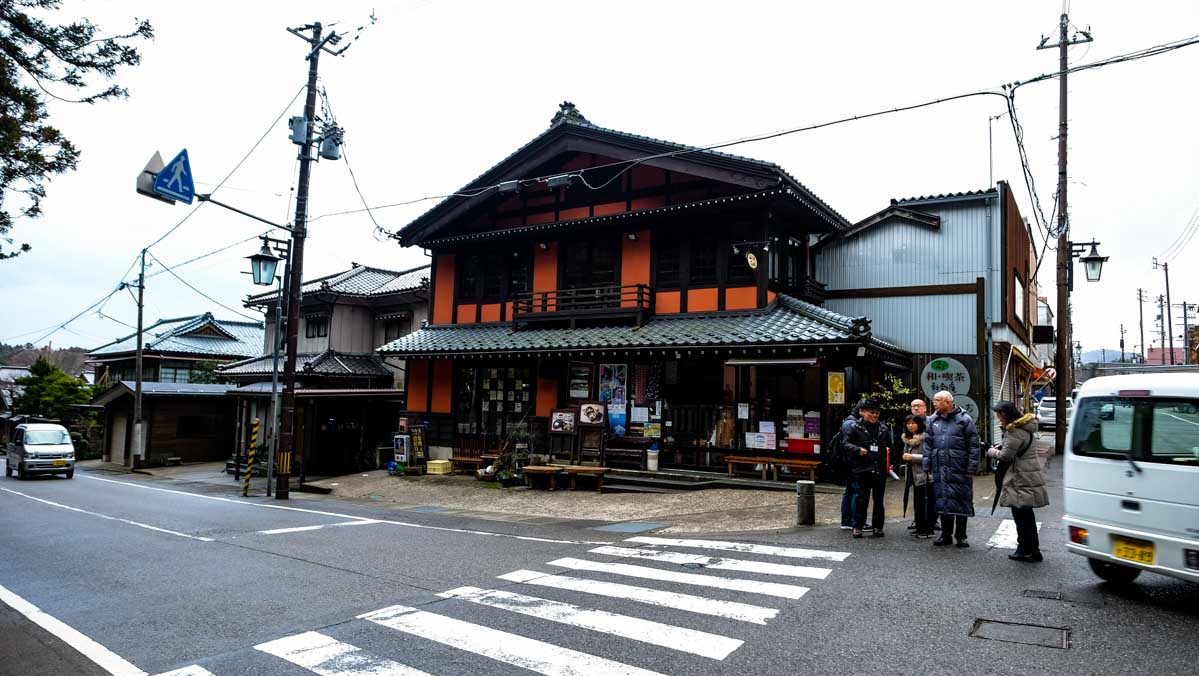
[991,432,1034,515]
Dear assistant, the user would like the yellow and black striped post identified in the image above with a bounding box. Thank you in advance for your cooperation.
[243,418,259,497]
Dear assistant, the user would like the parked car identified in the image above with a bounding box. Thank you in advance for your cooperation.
[1035,396,1074,429]
[4,423,75,479]
[1064,373,1199,585]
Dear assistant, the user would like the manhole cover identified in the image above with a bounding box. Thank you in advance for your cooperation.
[1022,589,1063,600]
[970,619,1070,649]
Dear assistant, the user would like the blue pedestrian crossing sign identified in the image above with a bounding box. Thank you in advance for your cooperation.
[153,149,195,204]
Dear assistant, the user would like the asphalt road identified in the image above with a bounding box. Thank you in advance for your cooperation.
[1,454,1196,675]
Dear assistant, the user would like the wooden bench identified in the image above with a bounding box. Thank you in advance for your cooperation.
[562,466,610,492]
[523,465,565,490]
[725,455,821,482]
[450,434,495,474]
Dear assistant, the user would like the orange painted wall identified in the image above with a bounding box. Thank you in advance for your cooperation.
[432,254,455,325]
[559,207,589,222]
[456,304,477,324]
[479,303,501,323]
[767,290,778,305]
[620,229,651,307]
[406,360,429,412]
[533,243,558,311]
[536,377,558,417]
[725,286,758,310]
[688,288,719,312]
[594,202,627,217]
[430,360,454,413]
[656,290,681,314]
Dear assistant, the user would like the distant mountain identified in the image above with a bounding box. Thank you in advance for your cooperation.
[1081,348,1134,364]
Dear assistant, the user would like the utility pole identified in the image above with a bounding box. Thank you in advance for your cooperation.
[1040,12,1092,454]
[1156,295,1166,364]
[1175,302,1195,365]
[132,249,146,466]
[1119,324,1125,363]
[1136,288,1147,363]
[1152,258,1174,364]
[276,22,351,499]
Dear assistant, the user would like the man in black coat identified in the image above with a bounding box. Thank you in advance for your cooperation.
[843,399,891,538]
[923,390,981,547]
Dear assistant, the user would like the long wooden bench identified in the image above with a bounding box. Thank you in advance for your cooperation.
[450,434,494,474]
[562,465,610,492]
[725,455,821,482]
[522,465,565,491]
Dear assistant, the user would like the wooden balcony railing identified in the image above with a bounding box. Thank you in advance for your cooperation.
[512,284,653,326]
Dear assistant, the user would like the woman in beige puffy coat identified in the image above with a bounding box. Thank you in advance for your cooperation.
[986,401,1047,562]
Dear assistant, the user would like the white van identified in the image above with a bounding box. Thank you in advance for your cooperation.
[1064,374,1199,584]
[4,423,76,479]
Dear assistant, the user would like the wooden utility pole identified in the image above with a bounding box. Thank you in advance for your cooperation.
[1136,288,1147,363]
[1153,258,1174,364]
[1039,12,1091,453]
[133,248,146,465]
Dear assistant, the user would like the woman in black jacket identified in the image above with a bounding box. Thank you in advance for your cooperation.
[900,414,934,537]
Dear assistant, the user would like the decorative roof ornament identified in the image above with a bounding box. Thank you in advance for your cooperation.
[549,101,590,127]
[849,317,872,337]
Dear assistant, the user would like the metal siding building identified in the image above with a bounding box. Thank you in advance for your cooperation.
[824,295,977,354]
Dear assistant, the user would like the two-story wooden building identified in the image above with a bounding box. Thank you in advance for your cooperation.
[219,263,429,477]
[379,104,909,467]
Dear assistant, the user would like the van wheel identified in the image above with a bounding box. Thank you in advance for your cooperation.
[1088,558,1142,584]
[17,464,27,480]
[4,463,10,477]
[65,469,74,479]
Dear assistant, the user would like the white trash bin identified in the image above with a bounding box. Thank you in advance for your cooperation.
[646,450,660,472]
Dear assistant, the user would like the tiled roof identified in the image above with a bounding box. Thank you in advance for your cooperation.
[217,350,392,378]
[245,264,429,306]
[398,104,850,244]
[92,381,235,406]
[378,294,907,358]
[88,313,264,359]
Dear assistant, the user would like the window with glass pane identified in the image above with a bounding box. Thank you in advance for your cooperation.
[656,238,680,288]
[690,240,718,285]
[1073,399,1135,456]
[589,240,617,287]
[305,318,328,338]
[482,252,504,301]
[509,250,532,296]
[562,239,618,289]
[159,366,191,384]
[1149,401,1199,465]
[456,253,481,300]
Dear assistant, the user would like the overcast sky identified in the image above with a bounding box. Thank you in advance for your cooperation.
[3,1,1197,359]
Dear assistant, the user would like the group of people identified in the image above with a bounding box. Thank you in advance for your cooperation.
[837,390,1048,561]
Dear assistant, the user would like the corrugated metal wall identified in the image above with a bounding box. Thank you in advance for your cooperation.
[825,295,977,354]
[816,200,1000,317]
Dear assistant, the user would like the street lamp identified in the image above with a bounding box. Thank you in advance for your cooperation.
[1078,241,1108,283]
[247,241,281,286]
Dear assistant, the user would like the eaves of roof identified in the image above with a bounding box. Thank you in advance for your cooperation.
[893,188,998,207]
[245,264,429,307]
[398,113,850,246]
[813,205,941,251]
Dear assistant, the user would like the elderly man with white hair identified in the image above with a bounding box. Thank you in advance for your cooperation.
[922,390,981,547]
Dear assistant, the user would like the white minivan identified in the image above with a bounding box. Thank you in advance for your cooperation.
[1064,374,1199,584]
[4,423,76,479]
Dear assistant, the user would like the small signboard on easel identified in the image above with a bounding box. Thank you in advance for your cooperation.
[409,426,428,474]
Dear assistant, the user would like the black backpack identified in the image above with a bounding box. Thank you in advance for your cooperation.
[826,430,848,473]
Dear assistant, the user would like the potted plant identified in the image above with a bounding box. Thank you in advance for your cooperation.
[496,467,519,487]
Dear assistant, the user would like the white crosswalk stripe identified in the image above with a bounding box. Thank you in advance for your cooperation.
[154,666,214,676]
[497,569,779,624]
[589,545,833,579]
[437,585,744,659]
[625,536,852,562]
[360,604,665,676]
[547,556,810,599]
[256,630,433,675]
[986,519,1042,549]
[243,537,852,675]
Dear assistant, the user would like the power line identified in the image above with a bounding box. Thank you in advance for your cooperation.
[1159,202,1199,261]
[145,251,259,322]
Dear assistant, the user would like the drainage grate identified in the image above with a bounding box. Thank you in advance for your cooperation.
[1022,589,1064,600]
[970,619,1070,649]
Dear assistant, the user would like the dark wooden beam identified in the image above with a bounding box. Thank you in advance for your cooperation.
[823,283,978,299]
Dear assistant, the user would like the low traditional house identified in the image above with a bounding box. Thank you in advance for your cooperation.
[87,313,263,466]
[813,184,1043,441]
[91,382,236,467]
[87,313,264,385]
[378,103,909,470]
[219,263,429,477]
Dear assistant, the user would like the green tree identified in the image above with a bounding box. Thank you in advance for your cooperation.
[1,1,152,259]
[187,360,224,384]
[13,356,92,417]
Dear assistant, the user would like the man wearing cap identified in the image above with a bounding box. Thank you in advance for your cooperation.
[843,398,891,538]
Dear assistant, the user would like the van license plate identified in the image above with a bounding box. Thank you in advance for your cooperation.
[52,459,66,467]
[1112,536,1155,565]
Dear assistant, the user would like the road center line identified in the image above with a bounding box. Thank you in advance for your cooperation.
[82,475,611,546]
[0,583,147,676]
[1162,412,1199,427]
[0,486,213,542]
